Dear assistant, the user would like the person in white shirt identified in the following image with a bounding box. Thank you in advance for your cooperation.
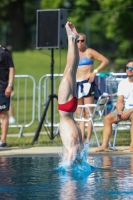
[95,60,133,152]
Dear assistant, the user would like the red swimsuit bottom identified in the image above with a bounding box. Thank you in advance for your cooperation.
[58,97,78,112]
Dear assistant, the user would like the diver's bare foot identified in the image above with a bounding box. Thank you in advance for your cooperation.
[129,143,133,152]
[65,21,79,39]
[95,145,108,152]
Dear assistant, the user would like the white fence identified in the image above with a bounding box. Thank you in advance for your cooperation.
[37,74,62,125]
[37,72,128,123]
[9,73,128,137]
[9,75,36,137]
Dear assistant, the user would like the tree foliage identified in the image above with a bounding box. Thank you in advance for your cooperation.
[40,0,100,30]
[0,0,133,61]
[0,0,41,49]
[40,0,133,60]
[98,0,133,57]
[41,0,63,9]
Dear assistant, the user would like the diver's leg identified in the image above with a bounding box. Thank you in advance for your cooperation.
[58,22,79,104]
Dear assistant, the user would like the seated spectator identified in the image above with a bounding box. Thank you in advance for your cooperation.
[95,59,133,152]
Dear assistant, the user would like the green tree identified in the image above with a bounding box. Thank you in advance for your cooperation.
[0,0,41,49]
[40,0,133,60]
[99,0,133,57]
[40,0,100,30]
[0,0,26,49]
[40,0,100,46]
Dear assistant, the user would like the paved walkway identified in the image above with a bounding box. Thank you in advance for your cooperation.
[7,132,47,137]
[0,146,133,157]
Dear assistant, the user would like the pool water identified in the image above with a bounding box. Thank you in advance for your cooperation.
[0,155,133,199]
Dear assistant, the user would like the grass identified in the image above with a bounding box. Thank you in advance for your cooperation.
[6,134,62,148]
[96,130,130,147]
[6,129,130,148]
[13,48,67,82]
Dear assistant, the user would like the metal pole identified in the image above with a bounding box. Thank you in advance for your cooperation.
[51,48,54,139]
[32,48,58,144]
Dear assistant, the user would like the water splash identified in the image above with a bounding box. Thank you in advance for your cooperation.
[57,142,94,174]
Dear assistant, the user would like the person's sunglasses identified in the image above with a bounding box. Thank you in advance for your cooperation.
[126,66,133,71]
[77,40,85,43]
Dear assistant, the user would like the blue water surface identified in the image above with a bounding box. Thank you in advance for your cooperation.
[0,154,133,200]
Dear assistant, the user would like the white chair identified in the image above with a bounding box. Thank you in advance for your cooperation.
[110,121,131,149]
[108,78,130,150]
[75,95,109,147]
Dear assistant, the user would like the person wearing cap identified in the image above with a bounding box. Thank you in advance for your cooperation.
[95,60,133,152]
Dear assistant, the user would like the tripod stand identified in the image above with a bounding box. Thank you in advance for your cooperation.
[32,49,58,144]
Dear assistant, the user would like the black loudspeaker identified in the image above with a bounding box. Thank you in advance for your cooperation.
[36,9,67,49]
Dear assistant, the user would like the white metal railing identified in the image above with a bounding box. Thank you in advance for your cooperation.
[7,73,129,137]
[9,75,36,137]
[37,73,128,127]
[37,74,63,128]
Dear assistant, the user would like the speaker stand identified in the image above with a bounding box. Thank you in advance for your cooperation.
[32,49,58,144]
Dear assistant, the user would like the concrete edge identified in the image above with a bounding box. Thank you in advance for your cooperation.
[0,146,133,157]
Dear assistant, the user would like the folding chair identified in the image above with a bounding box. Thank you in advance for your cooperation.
[110,121,131,149]
[75,95,109,147]
[106,77,127,149]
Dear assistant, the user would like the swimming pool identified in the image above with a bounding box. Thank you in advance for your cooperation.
[0,154,133,199]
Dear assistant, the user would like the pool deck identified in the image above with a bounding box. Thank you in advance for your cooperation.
[0,146,133,157]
